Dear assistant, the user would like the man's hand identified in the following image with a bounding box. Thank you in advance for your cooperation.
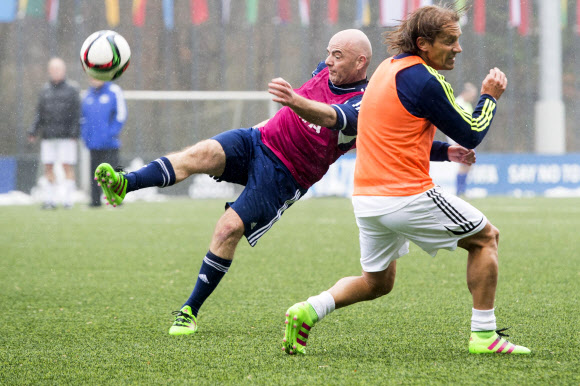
[448,145,476,165]
[267,77,338,128]
[268,77,296,107]
[480,67,507,100]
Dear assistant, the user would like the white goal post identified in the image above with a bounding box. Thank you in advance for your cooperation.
[123,90,279,117]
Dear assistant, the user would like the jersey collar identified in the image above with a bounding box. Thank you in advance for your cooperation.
[328,78,368,94]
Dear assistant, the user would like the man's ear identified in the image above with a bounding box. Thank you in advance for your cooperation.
[416,37,430,53]
[356,55,367,70]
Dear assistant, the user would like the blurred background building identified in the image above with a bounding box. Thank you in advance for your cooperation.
[0,0,579,197]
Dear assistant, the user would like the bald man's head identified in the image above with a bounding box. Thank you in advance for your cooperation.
[330,29,373,64]
[48,57,66,84]
[325,29,372,85]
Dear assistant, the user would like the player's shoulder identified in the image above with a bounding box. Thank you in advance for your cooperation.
[343,92,364,106]
[312,62,327,77]
[395,56,433,84]
[396,58,445,98]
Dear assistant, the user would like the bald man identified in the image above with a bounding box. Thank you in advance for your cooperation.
[29,57,80,209]
[94,30,469,337]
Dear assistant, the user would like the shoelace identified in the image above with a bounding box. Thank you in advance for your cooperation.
[171,310,192,322]
[496,327,511,338]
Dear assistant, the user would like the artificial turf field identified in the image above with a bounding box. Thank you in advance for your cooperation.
[1,197,578,385]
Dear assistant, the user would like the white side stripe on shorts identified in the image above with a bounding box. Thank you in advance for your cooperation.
[247,189,303,246]
[426,189,481,235]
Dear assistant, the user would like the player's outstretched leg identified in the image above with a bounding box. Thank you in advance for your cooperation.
[282,302,318,355]
[169,305,198,336]
[94,163,127,207]
[469,328,530,354]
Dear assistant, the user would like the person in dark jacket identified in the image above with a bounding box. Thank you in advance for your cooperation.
[28,57,81,209]
[81,77,127,207]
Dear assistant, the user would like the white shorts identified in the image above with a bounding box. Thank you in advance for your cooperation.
[40,139,78,165]
[354,187,487,272]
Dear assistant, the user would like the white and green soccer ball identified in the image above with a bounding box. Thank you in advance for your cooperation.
[80,30,130,81]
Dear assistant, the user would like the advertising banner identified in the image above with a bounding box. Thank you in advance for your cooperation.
[308,153,580,198]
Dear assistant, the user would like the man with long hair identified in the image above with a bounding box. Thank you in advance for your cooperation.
[284,5,530,355]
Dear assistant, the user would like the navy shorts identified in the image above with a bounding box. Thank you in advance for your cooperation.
[211,128,307,246]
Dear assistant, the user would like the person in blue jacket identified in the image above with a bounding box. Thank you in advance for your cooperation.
[81,77,127,207]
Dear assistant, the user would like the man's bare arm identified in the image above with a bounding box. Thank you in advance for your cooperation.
[253,119,269,128]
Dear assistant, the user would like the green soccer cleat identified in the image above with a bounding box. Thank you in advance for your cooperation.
[169,306,198,336]
[469,328,531,354]
[94,163,127,207]
[282,302,318,355]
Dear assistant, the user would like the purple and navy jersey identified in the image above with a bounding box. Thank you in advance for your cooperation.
[260,63,366,189]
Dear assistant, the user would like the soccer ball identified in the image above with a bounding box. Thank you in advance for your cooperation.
[80,30,130,81]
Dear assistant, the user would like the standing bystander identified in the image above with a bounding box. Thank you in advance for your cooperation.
[81,77,127,207]
[28,57,81,209]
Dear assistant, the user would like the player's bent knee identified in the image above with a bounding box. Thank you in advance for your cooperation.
[374,281,394,297]
[460,222,499,251]
[364,267,396,298]
[212,214,245,247]
[213,223,243,244]
[492,224,500,244]
[481,223,499,248]
[367,280,394,299]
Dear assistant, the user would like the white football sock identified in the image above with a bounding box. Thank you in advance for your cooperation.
[471,308,496,331]
[44,181,56,205]
[307,291,335,322]
[63,179,76,207]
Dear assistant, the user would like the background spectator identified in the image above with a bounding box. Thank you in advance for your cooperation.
[28,57,80,209]
[81,77,127,207]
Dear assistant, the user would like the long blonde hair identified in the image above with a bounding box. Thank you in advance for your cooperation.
[384,4,462,56]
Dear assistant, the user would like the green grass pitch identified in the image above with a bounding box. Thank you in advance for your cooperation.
[1,197,578,384]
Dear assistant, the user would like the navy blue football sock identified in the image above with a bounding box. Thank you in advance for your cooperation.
[184,251,232,317]
[125,157,176,193]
